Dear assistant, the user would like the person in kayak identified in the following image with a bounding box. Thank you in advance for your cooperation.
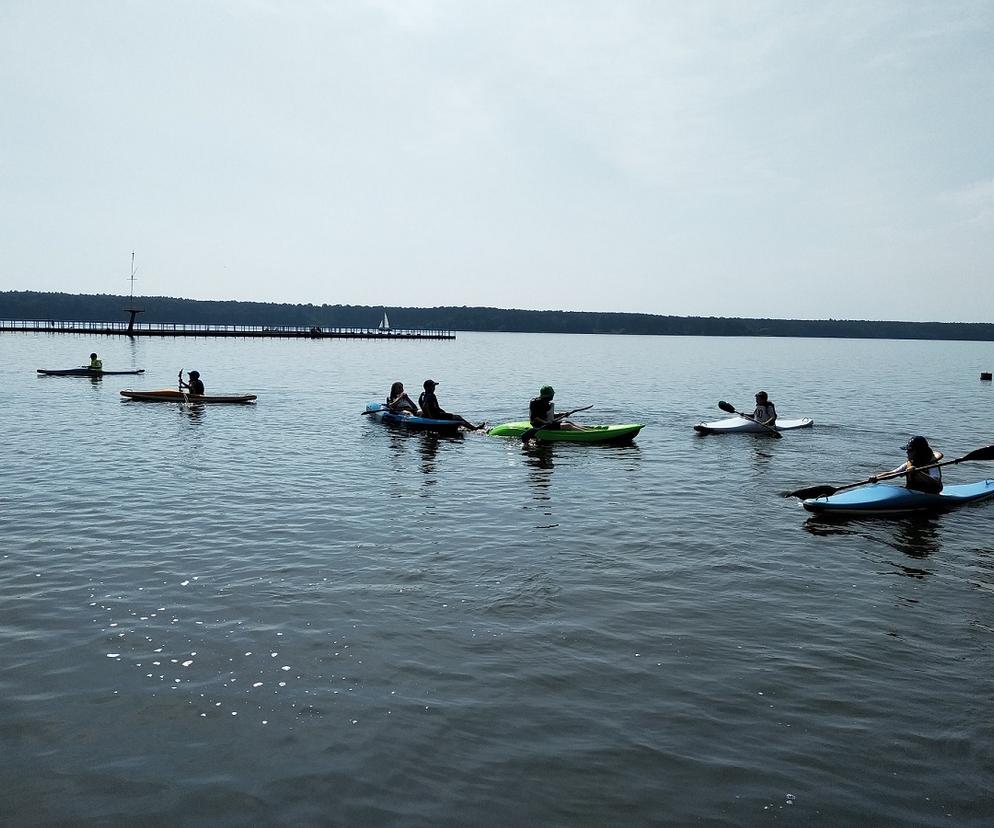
[871,436,944,494]
[418,380,485,430]
[88,353,103,370]
[386,381,419,414]
[745,391,777,427]
[529,386,584,431]
[180,370,205,396]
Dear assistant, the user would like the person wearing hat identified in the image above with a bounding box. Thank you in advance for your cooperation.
[88,352,103,371]
[528,386,584,432]
[180,370,205,396]
[418,380,485,430]
[871,436,944,493]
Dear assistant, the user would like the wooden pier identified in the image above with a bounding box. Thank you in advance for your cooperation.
[0,319,455,340]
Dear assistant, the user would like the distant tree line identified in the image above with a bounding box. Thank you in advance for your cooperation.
[2,290,994,341]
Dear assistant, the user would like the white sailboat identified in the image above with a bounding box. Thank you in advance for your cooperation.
[377,310,391,332]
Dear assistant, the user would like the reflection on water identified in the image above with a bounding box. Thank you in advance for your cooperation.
[881,516,941,582]
[180,402,207,424]
[385,426,413,457]
[802,519,858,538]
[884,515,942,560]
[748,438,777,471]
[523,442,557,527]
[804,512,943,580]
[523,442,555,503]
[416,431,443,488]
[804,513,942,559]
[381,426,465,497]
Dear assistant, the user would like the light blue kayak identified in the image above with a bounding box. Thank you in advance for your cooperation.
[364,402,461,431]
[803,480,994,515]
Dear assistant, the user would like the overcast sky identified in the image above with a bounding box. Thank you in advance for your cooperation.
[1,1,991,321]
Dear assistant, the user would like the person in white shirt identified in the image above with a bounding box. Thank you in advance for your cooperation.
[746,391,777,427]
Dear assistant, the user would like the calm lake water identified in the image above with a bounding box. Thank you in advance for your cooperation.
[2,331,993,826]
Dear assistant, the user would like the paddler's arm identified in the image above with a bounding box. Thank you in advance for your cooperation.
[869,462,909,483]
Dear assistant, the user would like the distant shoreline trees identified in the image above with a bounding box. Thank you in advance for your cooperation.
[2,290,993,341]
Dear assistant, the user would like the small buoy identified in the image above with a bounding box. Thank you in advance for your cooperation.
[982,372,992,381]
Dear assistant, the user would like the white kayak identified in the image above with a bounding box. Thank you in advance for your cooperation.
[694,415,814,435]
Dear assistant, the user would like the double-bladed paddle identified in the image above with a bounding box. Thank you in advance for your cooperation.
[520,405,593,442]
[786,444,994,500]
[717,400,782,439]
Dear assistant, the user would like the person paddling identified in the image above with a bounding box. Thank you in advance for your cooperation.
[529,386,585,432]
[744,391,777,427]
[386,381,418,414]
[871,435,944,494]
[180,370,205,396]
[418,380,484,430]
[88,352,103,371]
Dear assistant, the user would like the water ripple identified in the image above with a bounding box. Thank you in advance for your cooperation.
[2,333,993,824]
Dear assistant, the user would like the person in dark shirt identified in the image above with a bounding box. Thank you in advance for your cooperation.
[180,370,205,396]
[528,386,584,431]
[418,380,485,430]
[387,381,419,414]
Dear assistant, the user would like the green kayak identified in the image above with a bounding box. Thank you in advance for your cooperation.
[488,421,644,444]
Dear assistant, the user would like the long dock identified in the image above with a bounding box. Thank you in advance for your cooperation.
[0,319,455,340]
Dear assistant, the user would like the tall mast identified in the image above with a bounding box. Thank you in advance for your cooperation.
[124,250,144,335]
[129,250,137,301]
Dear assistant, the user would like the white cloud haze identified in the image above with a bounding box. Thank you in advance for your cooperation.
[1,0,991,321]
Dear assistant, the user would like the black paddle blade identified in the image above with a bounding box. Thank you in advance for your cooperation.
[961,444,994,463]
[717,400,736,414]
[785,484,837,500]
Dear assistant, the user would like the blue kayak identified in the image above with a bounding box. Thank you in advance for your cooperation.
[364,402,461,431]
[803,480,994,515]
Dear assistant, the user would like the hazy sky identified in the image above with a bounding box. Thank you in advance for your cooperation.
[2,1,991,321]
